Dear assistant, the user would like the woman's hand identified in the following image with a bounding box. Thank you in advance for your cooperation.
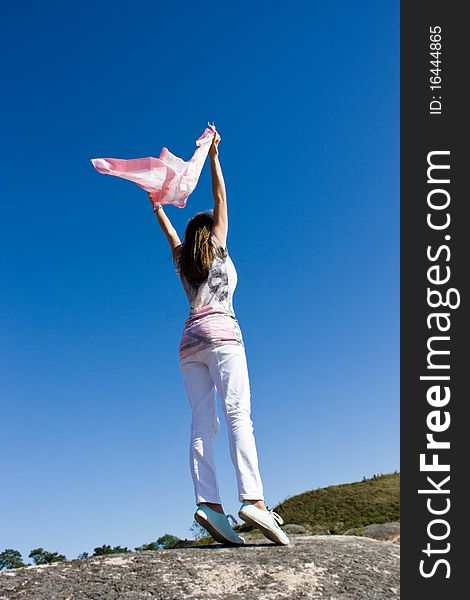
[147,191,162,210]
[209,133,220,159]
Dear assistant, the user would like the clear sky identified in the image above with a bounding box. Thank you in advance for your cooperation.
[1,0,399,562]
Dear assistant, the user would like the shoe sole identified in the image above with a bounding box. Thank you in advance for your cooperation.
[194,510,244,546]
[238,511,290,545]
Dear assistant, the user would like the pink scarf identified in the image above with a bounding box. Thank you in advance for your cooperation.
[90,123,220,208]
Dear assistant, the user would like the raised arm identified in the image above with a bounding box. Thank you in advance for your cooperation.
[148,193,182,253]
[209,134,228,249]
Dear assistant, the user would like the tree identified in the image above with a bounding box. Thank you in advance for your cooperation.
[92,545,130,556]
[156,534,180,550]
[0,549,26,570]
[77,552,89,560]
[134,542,160,552]
[29,548,66,565]
[189,520,207,541]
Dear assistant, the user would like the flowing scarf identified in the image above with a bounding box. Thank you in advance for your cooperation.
[90,123,220,208]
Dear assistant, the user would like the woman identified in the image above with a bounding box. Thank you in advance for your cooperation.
[148,133,289,546]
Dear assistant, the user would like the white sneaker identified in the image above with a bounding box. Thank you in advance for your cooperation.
[238,502,290,545]
[194,506,245,545]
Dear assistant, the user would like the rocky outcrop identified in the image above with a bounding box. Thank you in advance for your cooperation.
[281,524,312,535]
[0,534,399,599]
[344,522,400,544]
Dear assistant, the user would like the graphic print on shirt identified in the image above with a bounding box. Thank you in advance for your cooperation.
[207,266,229,302]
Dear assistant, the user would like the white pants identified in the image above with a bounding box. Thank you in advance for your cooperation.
[179,343,265,505]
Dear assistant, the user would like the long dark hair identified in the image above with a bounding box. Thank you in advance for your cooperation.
[173,210,217,287]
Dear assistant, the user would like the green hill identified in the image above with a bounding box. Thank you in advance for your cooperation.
[237,473,400,535]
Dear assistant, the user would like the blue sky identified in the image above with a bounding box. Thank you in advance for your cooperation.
[0,0,399,562]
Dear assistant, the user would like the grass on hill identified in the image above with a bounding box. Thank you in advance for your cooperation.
[259,472,399,534]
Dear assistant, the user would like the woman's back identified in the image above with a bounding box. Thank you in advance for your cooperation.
[177,232,244,359]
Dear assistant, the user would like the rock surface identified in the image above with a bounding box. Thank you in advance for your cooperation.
[0,535,400,600]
